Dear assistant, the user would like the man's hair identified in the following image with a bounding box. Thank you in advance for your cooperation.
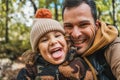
[62,0,97,22]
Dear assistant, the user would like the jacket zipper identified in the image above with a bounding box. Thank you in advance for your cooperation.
[56,69,59,80]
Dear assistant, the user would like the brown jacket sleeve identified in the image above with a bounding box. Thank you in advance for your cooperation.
[105,37,120,80]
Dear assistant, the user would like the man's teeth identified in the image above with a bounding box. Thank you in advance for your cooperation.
[74,40,84,44]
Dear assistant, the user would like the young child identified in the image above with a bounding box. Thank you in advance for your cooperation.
[17,8,68,80]
[17,8,93,80]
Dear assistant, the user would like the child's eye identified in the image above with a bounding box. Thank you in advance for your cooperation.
[40,37,48,42]
[55,33,62,38]
[55,34,61,37]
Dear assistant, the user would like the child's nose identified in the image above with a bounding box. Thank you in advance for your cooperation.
[49,38,58,46]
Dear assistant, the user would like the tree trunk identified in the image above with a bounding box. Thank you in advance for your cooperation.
[29,0,37,14]
[5,0,9,43]
[112,0,116,27]
[54,1,58,20]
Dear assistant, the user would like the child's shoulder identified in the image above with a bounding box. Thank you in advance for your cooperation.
[22,50,36,65]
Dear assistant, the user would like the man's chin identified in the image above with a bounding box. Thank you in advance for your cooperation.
[76,49,84,55]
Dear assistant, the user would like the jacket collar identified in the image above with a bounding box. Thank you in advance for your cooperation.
[82,21,118,57]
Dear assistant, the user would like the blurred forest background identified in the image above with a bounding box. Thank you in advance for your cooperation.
[0,0,120,79]
[1,0,120,60]
[0,0,120,60]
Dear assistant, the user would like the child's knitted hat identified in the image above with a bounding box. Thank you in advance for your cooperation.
[30,8,65,52]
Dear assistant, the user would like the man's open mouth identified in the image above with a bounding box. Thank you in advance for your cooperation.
[72,38,87,47]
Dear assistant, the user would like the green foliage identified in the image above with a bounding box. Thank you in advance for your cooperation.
[96,0,120,35]
[0,22,31,59]
[0,0,31,59]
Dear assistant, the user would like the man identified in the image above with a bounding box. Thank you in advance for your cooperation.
[62,0,120,79]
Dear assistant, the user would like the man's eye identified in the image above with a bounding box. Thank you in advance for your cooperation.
[78,23,90,28]
[64,24,73,29]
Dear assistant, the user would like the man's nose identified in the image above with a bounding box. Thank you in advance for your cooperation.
[71,26,82,39]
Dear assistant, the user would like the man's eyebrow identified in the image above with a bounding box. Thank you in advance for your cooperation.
[79,20,90,23]
[63,20,91,26]
[64,23,70,24]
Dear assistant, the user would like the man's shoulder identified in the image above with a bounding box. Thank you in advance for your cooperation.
[114,37,120,41]
[110,37,120,46]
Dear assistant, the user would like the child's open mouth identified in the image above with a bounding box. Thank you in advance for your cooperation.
[50,48,63,59]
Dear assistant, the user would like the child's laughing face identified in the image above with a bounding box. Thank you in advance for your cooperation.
[38,31,68,65]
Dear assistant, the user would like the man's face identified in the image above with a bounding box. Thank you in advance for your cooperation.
[63,3,98,55]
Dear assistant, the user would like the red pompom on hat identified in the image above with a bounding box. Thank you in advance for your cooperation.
[30,8,65,52]
[35,8,52,18]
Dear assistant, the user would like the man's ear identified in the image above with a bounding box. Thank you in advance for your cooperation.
[95,19,100,30]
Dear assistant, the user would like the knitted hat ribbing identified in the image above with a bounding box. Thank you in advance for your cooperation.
[30,8,65,52]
